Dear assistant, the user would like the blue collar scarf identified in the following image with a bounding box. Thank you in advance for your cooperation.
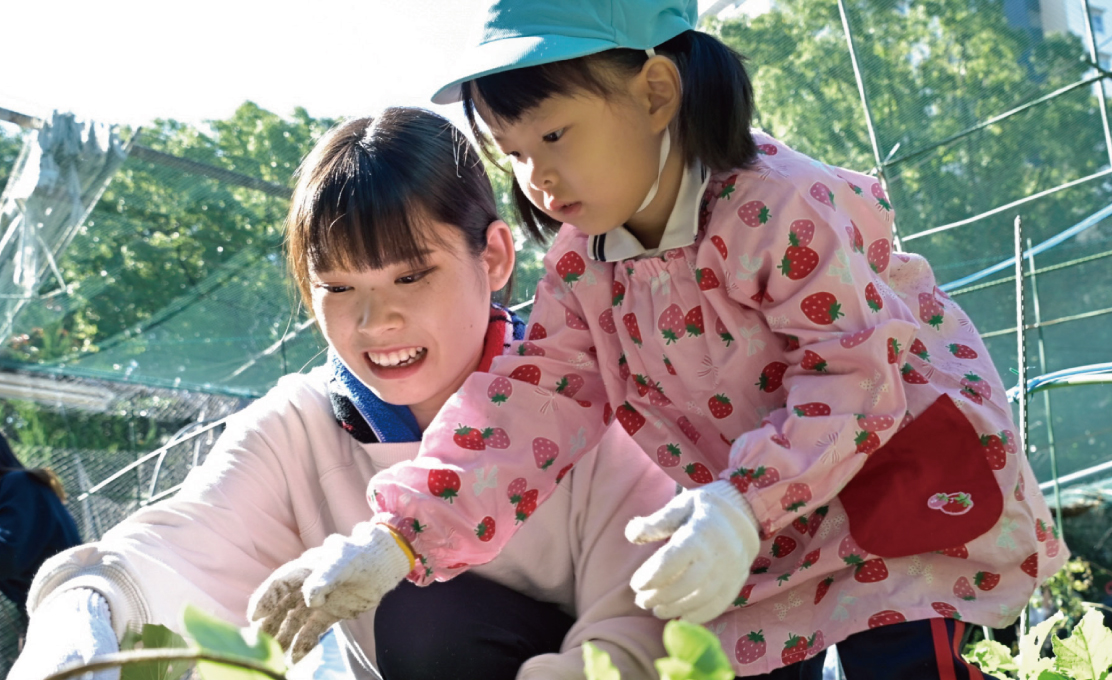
[329,304,525,443]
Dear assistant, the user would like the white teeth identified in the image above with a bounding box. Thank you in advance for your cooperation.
[367,347,426,367]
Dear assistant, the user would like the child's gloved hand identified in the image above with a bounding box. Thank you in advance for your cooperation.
[625,480,760,624]
[247,521,414,663]
[9,587,120,680]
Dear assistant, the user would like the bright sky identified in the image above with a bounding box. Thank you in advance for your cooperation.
[0,0,753,131]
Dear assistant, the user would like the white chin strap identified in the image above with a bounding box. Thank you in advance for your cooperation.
[635,47,671,215]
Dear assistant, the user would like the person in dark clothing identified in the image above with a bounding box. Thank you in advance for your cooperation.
[0,428,82,674]
[0,430,82,611]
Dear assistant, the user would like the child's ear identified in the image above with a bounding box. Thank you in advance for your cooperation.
[638,55,682,133]
[483,220,516,292]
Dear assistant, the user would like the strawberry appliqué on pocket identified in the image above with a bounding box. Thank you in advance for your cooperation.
[839,395,1004,558]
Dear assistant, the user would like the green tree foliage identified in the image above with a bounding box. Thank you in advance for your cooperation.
[0,105,333,456]
[60,104,335,355]
[712,0,1112,477]
[713,0,1109,269]
[2,398,164,453]
[5,0,1112,474]
[484,158,549,310]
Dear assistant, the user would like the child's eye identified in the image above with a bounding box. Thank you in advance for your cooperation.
[314,283,350,294]
[397,268,433,285]
[542,128,565,143]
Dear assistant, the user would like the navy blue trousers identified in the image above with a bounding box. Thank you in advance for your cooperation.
[374,572,575,680]
[744,618,997,680]
[376,574,996,680]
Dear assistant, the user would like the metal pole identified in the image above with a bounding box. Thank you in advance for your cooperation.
[1014,216,1029,460]
[1026,239,1064,532]
[837,0,904,252]
[1081,0,1112,167]
[1012,215,1030,647]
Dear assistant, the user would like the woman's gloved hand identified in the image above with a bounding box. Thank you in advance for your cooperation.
[625,480,760,624]
[9,587,120,680]
[248,521,414,663]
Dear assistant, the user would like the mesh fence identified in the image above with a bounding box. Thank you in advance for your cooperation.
[0,415,234,676]
[710,0,1112,487]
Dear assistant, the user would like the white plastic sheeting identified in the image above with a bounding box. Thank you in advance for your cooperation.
[0,112,127,344]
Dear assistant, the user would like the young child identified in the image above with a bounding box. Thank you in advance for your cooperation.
[251,1,1069,677]
[10,108,675,680]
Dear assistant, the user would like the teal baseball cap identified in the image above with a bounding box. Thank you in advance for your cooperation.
[431,0,698,105]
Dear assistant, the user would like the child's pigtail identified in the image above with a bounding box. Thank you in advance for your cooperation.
[660,30,758,172]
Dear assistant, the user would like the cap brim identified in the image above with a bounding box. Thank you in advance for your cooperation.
[431,34,619,105]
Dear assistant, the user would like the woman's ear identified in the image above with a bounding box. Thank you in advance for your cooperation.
[637,55,682,134]
[483,220,516,292]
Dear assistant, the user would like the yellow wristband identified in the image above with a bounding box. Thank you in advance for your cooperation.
[379,523,417,571]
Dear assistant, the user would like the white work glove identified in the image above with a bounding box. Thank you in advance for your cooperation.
[247,522,414,663]
[626,480,760,624]
[9,587,120,680]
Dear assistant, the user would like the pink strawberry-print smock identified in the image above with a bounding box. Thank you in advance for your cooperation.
[370,132,1068,674]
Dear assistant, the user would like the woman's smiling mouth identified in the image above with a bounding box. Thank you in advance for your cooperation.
[365,347,428,368]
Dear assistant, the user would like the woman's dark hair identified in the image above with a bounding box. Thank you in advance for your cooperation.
[286,107,510,311]
[0,430,67,501]
[462,29,758,238]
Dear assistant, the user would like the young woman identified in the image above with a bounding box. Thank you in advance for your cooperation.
[11,108,674,680]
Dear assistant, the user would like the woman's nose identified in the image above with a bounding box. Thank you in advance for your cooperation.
[358,296,404,334]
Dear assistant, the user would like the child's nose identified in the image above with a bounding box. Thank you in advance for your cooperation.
[524,158,555,191]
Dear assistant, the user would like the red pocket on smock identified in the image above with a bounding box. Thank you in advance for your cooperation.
[839,394,1004,558]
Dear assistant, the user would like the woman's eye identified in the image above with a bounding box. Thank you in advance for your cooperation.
[542,128,565,143]
[397,268,433,285]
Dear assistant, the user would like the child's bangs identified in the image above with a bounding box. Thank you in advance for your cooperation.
[302,151,439,275]
[463,55,624,126]
[461,51,646,169]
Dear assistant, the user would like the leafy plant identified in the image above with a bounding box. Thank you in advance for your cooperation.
[583,620,734,680]
[118,624,189,680]
[43,605,286,680]
[180,606,285,680]
[582,641,622,680]
[1039,558,1100,627]
[964,608,1112,680]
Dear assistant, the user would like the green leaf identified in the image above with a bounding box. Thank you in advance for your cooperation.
[656,620,734,680]
[655,657,698,680]
[964,639,1019,675]
[1020,612,1065,680]
[1052,609,1112,680]
[1037,672,1070,680]
[119,629,144,652]
[119,624,190,680]
[582,641,622,680]
[181,605,285,680]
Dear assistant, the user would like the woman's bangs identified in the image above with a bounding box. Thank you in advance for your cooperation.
[305,156,435,274]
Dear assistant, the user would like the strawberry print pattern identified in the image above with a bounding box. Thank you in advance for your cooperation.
[369,132,1066,675]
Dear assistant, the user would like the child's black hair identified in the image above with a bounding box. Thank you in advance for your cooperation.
[286,107,509,309]
[461,29,758,238]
